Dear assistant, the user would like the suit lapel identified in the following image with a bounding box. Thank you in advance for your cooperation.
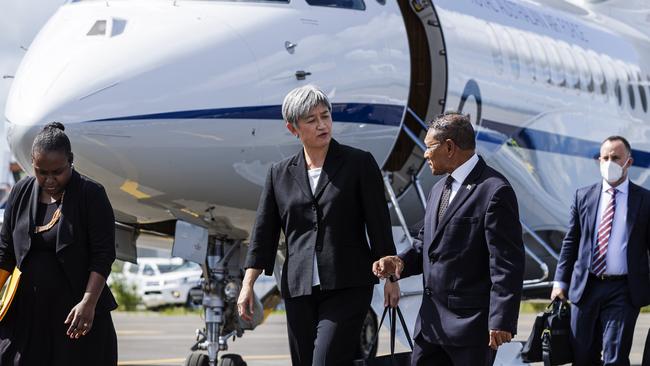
[28,178,39,235]
[287,150,314,201]
[626,182,642,240]
[313,139,344,201]
[432,158,485,240]
[583,183,602,248]
[56,171,78,253]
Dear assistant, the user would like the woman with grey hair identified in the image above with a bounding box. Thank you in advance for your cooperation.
[237,85,396,365]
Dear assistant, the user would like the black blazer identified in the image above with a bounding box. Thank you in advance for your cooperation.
[244,139,396,298]
[554,181,650,307]
[0,170,117,312]
[399,157,525,347]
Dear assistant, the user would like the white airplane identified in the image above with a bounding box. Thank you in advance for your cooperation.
[4,0,650,365]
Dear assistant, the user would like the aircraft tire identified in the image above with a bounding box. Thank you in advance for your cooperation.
[184,351,209,366]
[219,353,247,366]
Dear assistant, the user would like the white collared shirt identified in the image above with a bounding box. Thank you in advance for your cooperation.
[448,154,479,203]
[308,168,322,287]
[592,178,629,275]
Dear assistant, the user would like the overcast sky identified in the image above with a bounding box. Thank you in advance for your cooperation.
[0,0,63,176]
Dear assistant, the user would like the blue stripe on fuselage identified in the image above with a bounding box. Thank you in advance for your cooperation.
[479,119,650,168]
[88,103,404,127]
[85,104,650,168]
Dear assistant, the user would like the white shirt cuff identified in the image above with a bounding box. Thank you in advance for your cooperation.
[553,281,568,290]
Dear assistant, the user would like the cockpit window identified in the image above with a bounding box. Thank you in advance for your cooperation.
[306,0,365,10]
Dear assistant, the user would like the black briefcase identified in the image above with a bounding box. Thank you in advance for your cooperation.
[521,299,573,365]
[353,306,413,366]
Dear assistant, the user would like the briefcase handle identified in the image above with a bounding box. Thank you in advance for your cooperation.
[369,306,414,358]
[546,298,570,319]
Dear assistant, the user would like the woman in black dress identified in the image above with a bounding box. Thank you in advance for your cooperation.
[0,122,118,365]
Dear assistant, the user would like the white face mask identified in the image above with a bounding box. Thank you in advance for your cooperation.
[600,159,628,183]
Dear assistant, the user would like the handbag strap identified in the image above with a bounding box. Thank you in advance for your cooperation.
[366,306,414,360]
[395,306,414,351]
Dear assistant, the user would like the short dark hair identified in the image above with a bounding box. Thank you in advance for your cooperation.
[427,111,476,150]
[31,122,74,163]
[602,135,632,157]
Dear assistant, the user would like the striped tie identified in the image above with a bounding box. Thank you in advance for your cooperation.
[592,188,617,276]
[437,175,454,222]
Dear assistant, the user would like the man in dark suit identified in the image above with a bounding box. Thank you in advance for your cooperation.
[552,136,650,365]
[374,112,525,366]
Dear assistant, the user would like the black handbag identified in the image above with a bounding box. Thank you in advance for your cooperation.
[521,299,573,365]
[353,306,413,366]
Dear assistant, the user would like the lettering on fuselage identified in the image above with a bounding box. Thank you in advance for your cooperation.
[469,0,587,42]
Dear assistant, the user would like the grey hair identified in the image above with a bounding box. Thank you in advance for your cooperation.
[427,111,476,150]
[281,85,332,127]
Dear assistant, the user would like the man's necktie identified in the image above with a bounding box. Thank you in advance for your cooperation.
[592,187,617,276]
[437,175,455,223]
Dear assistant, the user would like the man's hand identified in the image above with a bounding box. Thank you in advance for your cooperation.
[384,280,400,308]
[550,287,566,301]
[488,330,512,350]
[372,256,404,279]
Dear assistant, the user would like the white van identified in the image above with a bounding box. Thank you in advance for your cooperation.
[113,257,203,309]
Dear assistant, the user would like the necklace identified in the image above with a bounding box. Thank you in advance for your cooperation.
[34,192,65,234]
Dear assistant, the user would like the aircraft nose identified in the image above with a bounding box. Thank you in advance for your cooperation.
[5,2,259,171]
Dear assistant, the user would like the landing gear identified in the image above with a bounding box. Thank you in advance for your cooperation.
[185,236,250,366]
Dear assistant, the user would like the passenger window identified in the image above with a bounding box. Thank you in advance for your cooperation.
[545,38,565,87]
[572,46,591,93]
[586,50,605,97]
[615,81,623,107]
[305,0,365,10]
[529,36,551,84]
[500,28,520,79]
[486,24,504,75]
[601,56,618,103]
[647,76,650,110]
[128,264,139,274]
[613,61,632,109]
[637,73,647,112]
[558,42,579,90]
[513,30,534,81]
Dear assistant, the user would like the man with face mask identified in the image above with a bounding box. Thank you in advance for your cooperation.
[552,136,650,365]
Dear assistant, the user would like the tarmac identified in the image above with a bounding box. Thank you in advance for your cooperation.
[115,311,650,366]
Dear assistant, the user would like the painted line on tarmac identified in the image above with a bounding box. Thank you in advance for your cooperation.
[118,355,291,365]
[116,330,164,336]
[242,355,291,360]
[118,358,184,365]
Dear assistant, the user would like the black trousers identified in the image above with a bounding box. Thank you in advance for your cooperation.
[284,285,373,366]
